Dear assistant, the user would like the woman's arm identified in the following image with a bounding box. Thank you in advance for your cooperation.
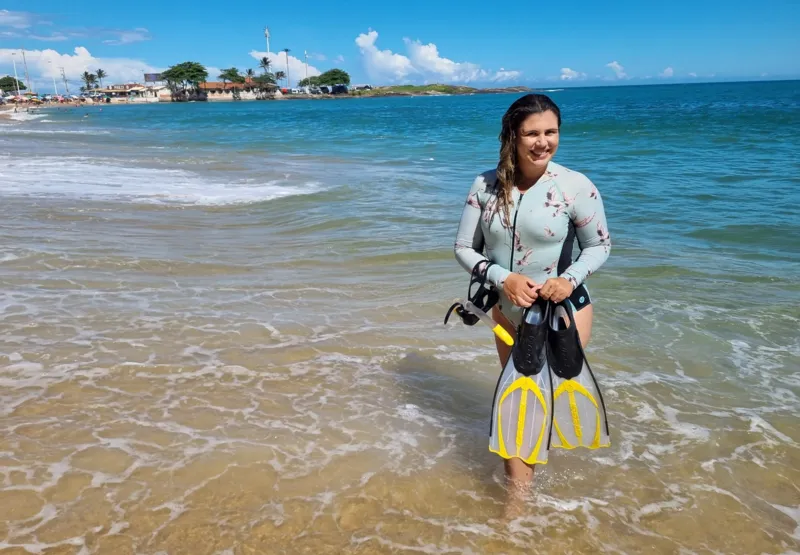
[454,174,511,289]
[559,174,611,288]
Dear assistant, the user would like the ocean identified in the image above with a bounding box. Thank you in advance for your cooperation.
[1,80,799,554]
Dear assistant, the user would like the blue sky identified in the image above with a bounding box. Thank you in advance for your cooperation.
[1,0,799,91]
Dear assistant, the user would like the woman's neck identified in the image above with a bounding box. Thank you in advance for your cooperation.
[515,165,547,192]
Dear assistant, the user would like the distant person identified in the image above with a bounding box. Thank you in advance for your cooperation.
[453,93,612,509]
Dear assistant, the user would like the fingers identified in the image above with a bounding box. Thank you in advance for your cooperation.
[539,278,568,302]
[538,279,555,300]
[514,290,535,307]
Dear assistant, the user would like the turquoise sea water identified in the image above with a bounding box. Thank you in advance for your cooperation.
[1,80,799,554]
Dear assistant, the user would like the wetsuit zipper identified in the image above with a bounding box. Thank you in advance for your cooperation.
[509,192,524,270]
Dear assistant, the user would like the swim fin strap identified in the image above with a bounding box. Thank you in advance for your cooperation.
[488,299,610,465]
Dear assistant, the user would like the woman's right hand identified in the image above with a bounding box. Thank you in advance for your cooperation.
[502,273,541,307]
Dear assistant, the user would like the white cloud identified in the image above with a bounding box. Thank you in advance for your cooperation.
[560,67,586,81]
[403,38,486,82]
[1,10,151,46]
[492,69,521,82]
[355,30,416,81]
[355,29,519,84]
[660,66,674,78]
[688,72,697,77]
[0,9,33,29]
[248,50,321,86]
[0,46,158,92]
[605,60,628,79]
[103,27,151,46]
[28,33,70,42]
[334,55,345,63]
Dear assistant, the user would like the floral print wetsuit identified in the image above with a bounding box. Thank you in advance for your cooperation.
[454,161,611,326]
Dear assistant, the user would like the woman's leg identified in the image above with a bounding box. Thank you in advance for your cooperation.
[490,302,594,509]
[491,307,536,490]
[573,303,593,347]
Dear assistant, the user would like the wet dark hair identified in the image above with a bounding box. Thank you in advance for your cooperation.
[494,94,562,227]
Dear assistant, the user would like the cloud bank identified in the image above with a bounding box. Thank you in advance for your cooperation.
[560,67,586,81]
[248,50,321,85]
[0,46,157,92]
[605,60,628,79]
[355,29,520,84]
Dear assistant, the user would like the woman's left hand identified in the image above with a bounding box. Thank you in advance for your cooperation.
[538,277,574,303]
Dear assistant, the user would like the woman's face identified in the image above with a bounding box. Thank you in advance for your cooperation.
[515,110,560,173]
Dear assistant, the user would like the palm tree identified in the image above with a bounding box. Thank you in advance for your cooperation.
[96,68,107,89]
[275,71,286,86]
[282,48,290,87]
[245,68,255,82]
[81,71,96,92]
[259,56,271,75]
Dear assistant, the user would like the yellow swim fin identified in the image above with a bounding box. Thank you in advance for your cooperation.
[546,301,610,450]
[489,300,554,465]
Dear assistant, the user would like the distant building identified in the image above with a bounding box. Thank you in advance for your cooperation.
[90,83,169,103]
[199,78,278,101]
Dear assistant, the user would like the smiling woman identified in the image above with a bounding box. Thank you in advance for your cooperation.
[453,93,613,507]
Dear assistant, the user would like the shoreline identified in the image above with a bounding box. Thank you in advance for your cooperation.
[2,85,536,112]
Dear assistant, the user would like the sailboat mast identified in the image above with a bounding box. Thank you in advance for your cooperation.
[21,47,33,94]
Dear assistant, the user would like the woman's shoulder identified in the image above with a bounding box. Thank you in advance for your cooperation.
[470,168,500,195]
[548,162,596,193]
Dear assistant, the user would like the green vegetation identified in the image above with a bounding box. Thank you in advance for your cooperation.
[218,67,245,99]
[351,83,532,97]
[218,67,245,85]
[77,68,107,92]
[81,71,97,91]
[161,61,210,100]
[96,69,107,89]
[297,68,351,87]
[353,84,478,96]
[252,74,277,87]
[0,75,26,92]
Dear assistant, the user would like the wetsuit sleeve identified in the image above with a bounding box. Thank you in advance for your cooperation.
[454,175,511,289]
[559,176,611,288]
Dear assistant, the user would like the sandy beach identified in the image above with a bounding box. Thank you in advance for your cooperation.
[1,82,799,554]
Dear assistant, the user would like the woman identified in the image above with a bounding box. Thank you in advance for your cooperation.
[453,93,611,492]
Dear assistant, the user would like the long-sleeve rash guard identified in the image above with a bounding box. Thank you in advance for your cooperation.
[454,161,611,326]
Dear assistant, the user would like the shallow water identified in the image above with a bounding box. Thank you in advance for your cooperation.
[1,81,799,554]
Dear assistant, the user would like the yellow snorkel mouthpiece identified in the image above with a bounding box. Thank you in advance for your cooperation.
[464,300,515,346]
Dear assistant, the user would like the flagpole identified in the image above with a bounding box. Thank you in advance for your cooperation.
[12,53,21,97]
[21,47,32,94]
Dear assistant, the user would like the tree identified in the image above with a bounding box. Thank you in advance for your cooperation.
[160,61,209,101]
[259,57,271,75]
[319,68,350,86]
[298,68,351,88]
[0,75,26,93]
[96,68,107,89]
[218,68,245,99]
[81,71,97,91]
[218,68,245,86]
[252,74,276,86]
[251,74,277,99]
[274,70,286,84]
[245,68,255,80]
